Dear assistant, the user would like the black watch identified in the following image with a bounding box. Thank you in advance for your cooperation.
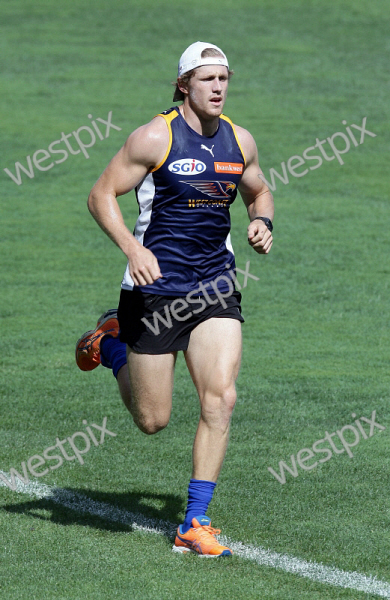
[252,216,273,232]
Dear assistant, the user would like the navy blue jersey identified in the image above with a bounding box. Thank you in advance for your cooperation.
[122,106,246,296]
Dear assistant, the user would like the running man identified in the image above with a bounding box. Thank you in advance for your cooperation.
[76,41,274,556]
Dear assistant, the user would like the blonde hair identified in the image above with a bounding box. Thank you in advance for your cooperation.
[173,48,233,102]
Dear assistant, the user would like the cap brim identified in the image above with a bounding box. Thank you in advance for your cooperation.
[172,84,183,102]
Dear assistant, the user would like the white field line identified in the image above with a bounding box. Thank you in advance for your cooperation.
[2,473,390,598]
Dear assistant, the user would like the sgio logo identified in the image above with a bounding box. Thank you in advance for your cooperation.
[168,158,206,175]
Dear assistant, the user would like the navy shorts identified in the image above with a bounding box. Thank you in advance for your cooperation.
[117,288,244,355]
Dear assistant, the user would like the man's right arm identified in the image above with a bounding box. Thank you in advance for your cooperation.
[87,117,169,286]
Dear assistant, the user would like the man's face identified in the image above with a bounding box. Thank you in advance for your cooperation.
[182,65,229,119]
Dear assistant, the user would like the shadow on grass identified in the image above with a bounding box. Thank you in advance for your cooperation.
[2,488,183,541]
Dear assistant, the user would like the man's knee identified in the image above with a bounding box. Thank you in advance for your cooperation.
[221,386,237,415]
[132,413,170,435]
[201,385,237,426]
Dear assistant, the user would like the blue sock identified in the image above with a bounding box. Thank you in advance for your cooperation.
[181,479,216,533]
[100,335,127,379]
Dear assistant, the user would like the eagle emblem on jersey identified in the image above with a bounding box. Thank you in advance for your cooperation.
[179,180,236,198]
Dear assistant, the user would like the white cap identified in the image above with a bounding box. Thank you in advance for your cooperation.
[177,41,229,77]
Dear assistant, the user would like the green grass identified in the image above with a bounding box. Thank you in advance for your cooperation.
[1,0,389,598]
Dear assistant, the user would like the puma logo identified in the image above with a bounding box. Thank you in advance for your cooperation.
[201,144,215,158]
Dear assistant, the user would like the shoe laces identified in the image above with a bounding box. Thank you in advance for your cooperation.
[80,332,104,352]
[194,525,221,544]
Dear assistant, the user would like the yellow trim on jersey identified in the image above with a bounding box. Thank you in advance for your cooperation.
[151,110,179,172]
[220,114,247,166]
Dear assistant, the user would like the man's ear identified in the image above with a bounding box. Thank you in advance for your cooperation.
[177,78,188,96]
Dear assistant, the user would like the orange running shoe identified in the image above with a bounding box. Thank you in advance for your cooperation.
[75,309,119,371]
[173,516,233,557]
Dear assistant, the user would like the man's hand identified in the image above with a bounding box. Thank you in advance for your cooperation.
[247,220,273,254]
[128,244,163,286]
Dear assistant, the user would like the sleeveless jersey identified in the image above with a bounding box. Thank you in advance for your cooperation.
[121,106,246,296]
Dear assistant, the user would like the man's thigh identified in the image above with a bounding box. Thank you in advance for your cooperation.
[126,347,177,421]
[183,318,242,398]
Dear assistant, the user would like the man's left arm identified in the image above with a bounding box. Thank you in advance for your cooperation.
[236,126,274,254]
